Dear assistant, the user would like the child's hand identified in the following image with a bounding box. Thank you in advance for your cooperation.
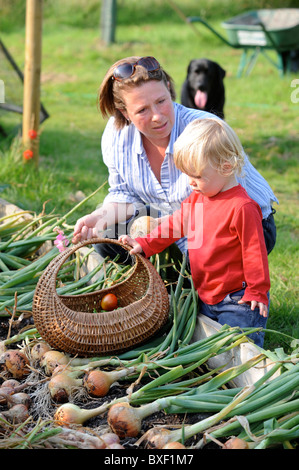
[119,235,143,255]
[238,299,268,317]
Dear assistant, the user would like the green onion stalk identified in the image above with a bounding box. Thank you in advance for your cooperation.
[53,344,269,430]
[195,360,299,448]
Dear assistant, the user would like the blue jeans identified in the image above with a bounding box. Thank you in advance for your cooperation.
[200,289,269,347]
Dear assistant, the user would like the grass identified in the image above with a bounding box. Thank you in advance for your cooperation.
[0,0,298,351]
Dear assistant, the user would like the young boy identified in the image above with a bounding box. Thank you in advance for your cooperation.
[119,118,270,347]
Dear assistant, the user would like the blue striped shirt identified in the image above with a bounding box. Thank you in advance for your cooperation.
[101,102,278,251]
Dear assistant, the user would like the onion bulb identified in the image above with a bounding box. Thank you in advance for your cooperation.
[223,437,249,449]
[48,368,83,402]
[31,342,52,363]
[7,392,31,409]
[83,367,136,398]
[130,216,158,238]
[2,404,29,423]
[108,443,125,449]
[54,402,109,426]
[1,379,20,390]
[0,386,14,404]
[100,432,120,447]
[40,350,69,375]
[144,427,172,449]
[0,350,30,379]
[107,401,160,439]
[162,441,186,449]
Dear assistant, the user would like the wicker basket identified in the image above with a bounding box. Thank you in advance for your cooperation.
[32,238,170,357]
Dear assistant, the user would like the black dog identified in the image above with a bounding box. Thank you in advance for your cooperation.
[181,59,226,119]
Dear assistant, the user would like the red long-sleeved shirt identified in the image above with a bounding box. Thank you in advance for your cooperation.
[136,185,270,306]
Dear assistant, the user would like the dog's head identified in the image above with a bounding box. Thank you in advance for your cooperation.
[186,59,226,109]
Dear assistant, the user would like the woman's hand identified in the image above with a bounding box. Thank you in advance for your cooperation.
[72,213,104,244]
[72,202,134,244]
[119,235,143,255]
[238,299,268,317]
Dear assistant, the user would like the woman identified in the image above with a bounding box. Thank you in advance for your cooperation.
[72,56,278,257]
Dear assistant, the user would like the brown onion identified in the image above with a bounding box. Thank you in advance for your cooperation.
[41,350,69,375]
[83,367,135,398]
[1,379,20,390]
[7,392,31,409]
[107,443,125,449]
[162,441,186,449]
[48,368,83,402]
[0,386,15,404]
[144,427,172,449]
[31,342,52,363]
[223,437,249,449]
[107,401,158,439]
[0,350,30,379]
[100,432,120,446]
[2,404,30,423]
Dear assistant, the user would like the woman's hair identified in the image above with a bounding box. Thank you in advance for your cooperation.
[98,56,176,129]
[173,118,245,177]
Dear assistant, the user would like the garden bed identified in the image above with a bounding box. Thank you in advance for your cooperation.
[0,198,298,450]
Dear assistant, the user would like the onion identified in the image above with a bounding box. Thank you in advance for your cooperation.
[1,379,20,390]
[130,216,158,238]
[31,342,52,363]
[223,437,249,449]
[0,350,30,379]
[100,432,120,447]
[144,427,172,449]
[0,386,15,405]
[107,443,125,449]
[2,404,30,423]
[107,402,159,438]
[40,350,70,375]
[162,442,186,449]
[83,367,136,398]
[54,402,109,426]
[48,368,83,402]
[7,392,31,409]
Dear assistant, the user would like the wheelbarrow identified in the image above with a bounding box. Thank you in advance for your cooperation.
[188,9,299,77]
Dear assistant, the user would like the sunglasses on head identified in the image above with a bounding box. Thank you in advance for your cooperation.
[112,56,160,81]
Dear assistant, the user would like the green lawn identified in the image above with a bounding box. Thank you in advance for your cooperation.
[0,0,298,351]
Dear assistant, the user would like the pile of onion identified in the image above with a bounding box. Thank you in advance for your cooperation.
[0,378,31,424]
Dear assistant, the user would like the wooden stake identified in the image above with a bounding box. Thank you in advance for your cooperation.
[22,0,43,166]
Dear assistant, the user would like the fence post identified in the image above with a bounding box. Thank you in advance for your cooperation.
[100,0,117,45]
[22,0,43,166]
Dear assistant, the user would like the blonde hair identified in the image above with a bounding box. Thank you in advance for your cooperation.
[174,118,245,177]
[98,56,176,130]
